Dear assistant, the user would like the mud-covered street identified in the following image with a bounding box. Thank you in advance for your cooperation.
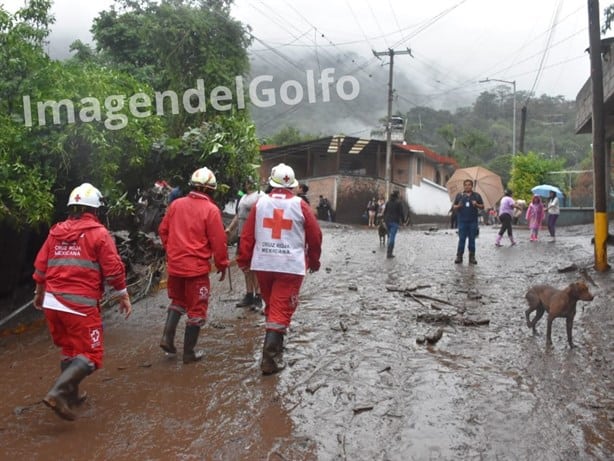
[0,222,612,460]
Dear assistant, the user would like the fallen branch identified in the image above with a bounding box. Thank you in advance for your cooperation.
[386,284,432,293]
[407,293,427,308]
[407,293,457,307]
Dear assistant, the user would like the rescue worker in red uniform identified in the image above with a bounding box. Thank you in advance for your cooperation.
[237,163,322,375]
[33,183,132,421]
[158,166,229,364]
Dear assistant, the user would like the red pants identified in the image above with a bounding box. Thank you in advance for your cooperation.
[167,274,211,326]
[255,271,304,333]
[43,307,103,369]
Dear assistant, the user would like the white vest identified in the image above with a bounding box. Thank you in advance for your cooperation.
[251,194,306,275]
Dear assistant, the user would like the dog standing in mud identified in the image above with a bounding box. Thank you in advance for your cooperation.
[524,281,594,347]
[378,221,387,246]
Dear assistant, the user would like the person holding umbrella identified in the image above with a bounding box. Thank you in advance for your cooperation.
[546,190,560,241]
[452,179,484,264]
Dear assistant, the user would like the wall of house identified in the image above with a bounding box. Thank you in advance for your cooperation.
[405,178,452,217]
[391,156,410,185]
[299,176,338,217]
[575,42,614,136]
[395,155,447,189]
[298,175,385,223]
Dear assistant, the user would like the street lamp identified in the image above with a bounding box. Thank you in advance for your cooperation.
[479,78,516,155]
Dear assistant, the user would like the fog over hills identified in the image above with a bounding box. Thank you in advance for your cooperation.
[246,49,478,139]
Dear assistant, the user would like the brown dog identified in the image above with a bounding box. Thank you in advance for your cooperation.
[378,221,387,246]
[524,281,594,347]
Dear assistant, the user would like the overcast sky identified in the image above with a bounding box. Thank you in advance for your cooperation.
[1,0,607,108]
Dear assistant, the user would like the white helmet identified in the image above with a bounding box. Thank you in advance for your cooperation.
[67,183,104,208]
[190,167,217,189]
[269,163,298,188]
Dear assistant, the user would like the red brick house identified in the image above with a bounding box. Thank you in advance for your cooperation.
[258,136,458,224]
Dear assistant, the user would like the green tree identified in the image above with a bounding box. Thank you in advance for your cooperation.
[0,1,56,226]
[487,154,513,187]
[602,3,614,33]
[508,151,566,202]
[473,91,499,120]
[265,126,319,146]
[91,0,251,136]
[1,1,167,226]
[89,0,260,202]
[455,129,495,167]
[149,110,261,200]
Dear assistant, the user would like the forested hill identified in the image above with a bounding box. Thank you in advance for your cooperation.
[248,52,591,181]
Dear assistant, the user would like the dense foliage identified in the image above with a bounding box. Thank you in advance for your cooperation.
[0,0,260,230]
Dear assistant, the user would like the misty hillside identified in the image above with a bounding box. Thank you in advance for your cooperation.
[247,50,591,172]
[246,49,476,139]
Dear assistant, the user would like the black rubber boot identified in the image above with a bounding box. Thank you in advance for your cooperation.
[469,252,477,264]
[454,253,463,264]
[160,309,182,354]
[60,359,89,407]
[251,294,263,312]
[261,330,285,375]
[44,357,92,421]
[386,244,395,259]
[235,293,254,308]
[183,325,204,364]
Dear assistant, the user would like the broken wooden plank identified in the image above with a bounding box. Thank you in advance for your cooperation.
[408,293,457,307]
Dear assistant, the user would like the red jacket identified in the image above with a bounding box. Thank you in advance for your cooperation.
[158,191,229,277]
[237,188,322,273]
[33,213,127,309]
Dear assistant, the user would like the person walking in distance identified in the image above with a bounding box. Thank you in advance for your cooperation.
[237,163,322,375]
[495,189,521,247]
[225,177,264,311]
[32,183,132,421]
[546,190,560,242]
[526,195,545,242]
[383,190,404,258]
[452,179,484,264]
[158,167,229,364]
[297,183,310,205]
[367,197,378,227]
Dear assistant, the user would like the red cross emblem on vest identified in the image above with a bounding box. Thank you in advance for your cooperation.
[263,208,293,239]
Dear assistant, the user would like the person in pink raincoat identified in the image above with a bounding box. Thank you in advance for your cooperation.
[525,195,545,241]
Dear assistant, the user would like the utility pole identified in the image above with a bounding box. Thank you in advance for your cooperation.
[587,0,610,271]
[519,106,527,153]
[373,48,412,199]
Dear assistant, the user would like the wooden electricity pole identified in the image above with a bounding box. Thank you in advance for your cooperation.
[372,48,412,199]
[587,0,610,271]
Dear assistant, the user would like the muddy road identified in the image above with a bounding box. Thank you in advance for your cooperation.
[0,222,612,460]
